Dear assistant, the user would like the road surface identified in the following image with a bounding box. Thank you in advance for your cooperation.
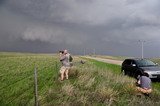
[85,56,123,65]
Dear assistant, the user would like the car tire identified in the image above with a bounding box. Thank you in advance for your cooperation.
[134,73,140,80]
[134,70,142,79]
[121,69,127,75]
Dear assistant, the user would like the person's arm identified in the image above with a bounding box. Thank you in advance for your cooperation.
[136,77,141,86]
[137,80,140,85]
[60,55,66,61]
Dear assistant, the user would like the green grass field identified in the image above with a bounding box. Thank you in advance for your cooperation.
[0,53,160,106]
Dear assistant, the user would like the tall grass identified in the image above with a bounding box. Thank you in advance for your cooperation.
[0,53,58,105]
[0,53,160,106]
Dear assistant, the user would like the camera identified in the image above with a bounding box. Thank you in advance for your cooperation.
[59,51,64,54]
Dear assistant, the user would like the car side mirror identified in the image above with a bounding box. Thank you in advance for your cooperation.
[155,63,159,66]
[132,64,136,67]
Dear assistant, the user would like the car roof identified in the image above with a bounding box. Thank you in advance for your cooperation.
[124,58,147,61]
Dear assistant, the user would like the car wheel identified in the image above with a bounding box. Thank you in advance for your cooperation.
[134,70,142,79]
[134,73,140,79]
[121,69,126,75]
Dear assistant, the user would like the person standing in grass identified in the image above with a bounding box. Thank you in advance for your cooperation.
[59,49,72,81]
[136,72,152,95]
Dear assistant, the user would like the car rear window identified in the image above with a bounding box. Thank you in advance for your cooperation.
[123,60,132,65]
[136,59,156,67]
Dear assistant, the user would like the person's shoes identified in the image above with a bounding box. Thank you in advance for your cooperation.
[143,93,150,97]
[60,80,64,83]
[136,93,142,97]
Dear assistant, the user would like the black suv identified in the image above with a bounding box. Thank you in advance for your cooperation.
[121,59,160,79]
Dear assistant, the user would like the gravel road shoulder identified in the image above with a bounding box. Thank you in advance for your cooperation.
[84,56,123,65]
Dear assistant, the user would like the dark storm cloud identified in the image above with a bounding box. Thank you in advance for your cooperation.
[0,0,160,57]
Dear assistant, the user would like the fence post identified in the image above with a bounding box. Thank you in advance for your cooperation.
[55,61,58,72]
[34,67,38,106]
[54,61,59,79]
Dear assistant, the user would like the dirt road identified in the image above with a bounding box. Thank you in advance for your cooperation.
[85,56,123,65]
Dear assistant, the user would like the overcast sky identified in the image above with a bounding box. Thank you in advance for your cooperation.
[0,0,160,57]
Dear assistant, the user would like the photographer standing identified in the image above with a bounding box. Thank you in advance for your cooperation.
[59,50,72,81]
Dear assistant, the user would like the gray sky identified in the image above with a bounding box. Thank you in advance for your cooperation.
[0,0,160,57]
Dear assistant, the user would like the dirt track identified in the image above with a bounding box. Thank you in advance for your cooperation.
[85,56,123,65]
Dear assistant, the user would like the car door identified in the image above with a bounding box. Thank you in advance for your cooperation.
[123,59,132,76]
[130,60,138,77]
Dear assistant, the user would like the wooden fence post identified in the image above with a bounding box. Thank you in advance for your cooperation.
[55,61,58,71]
[34,67,38,106]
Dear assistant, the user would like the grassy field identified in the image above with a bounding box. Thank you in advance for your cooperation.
[0,52,59,105]
[0,53,160,106]
[90,55,130,61]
